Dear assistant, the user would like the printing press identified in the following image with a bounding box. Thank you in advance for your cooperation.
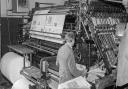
[5,0,128,89]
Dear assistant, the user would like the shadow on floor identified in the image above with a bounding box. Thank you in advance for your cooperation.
[0,72,12,89]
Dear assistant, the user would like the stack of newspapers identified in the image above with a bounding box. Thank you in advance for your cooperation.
[58,76,91,89]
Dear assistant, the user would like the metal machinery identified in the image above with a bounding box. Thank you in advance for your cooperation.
[7,0,128,89]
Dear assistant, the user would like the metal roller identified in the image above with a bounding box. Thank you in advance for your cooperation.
[11,77,34,89]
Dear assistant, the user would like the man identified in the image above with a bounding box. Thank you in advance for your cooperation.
[56,32,87,84]
[116,23,128,89]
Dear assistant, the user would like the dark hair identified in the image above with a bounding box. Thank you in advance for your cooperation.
[64,32,75,42]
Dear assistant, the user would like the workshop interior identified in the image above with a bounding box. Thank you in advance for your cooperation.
[0,0,128,89]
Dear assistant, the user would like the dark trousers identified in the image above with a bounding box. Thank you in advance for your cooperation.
[117,83,128,89]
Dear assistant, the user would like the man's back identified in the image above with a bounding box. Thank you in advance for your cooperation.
[56,43,83,84]
[56,44,74,83]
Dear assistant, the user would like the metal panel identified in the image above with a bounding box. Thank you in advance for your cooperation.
[1,18,22,56]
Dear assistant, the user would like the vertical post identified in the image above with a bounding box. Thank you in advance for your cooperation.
[88,43,91,71]
[0,0,2,58]
[78,0,82,31]
[23,54,26,69]
[23,54,28,69]
[30,53,32,66]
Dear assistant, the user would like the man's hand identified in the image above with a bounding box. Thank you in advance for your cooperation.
[82,69,88,77]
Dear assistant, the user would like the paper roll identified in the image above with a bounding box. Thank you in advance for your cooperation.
[11,77,34,89]
[0,52,30,84]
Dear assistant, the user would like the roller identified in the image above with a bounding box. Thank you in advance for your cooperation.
[11,77,34,89]
[0,52,30,84]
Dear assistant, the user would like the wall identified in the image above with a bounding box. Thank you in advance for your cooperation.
[0,0,65,17]
[1,0,7,17]
[1,0,28,17]
[1,18,22,56]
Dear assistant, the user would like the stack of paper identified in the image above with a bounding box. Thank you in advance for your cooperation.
[58,76,91,89]
[87,68,105,83]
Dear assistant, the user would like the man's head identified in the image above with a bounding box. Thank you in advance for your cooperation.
[64,32,75,46]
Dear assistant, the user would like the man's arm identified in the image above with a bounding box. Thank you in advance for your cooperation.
[56,46,70,66]
[68,56,85,77]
